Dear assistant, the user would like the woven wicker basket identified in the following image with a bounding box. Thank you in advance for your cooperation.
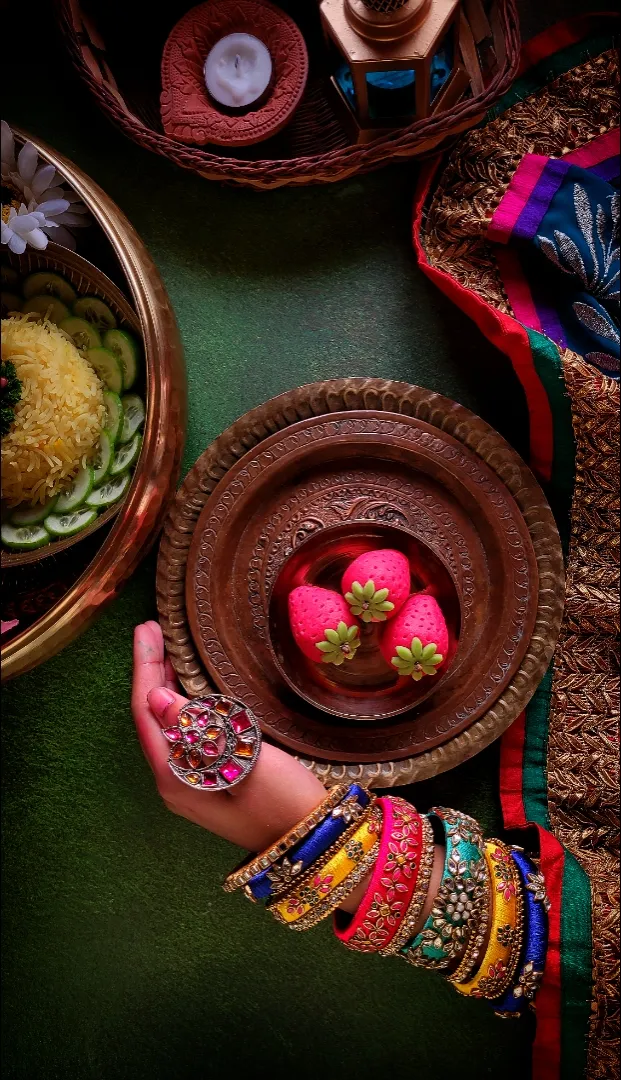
[57,0,520,190]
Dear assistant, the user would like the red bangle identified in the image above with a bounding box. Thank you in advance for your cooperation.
[333,796,424,953]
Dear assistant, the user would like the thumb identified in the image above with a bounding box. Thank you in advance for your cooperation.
[147,687,189,730]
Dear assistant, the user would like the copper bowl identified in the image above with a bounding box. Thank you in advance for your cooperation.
[268,521,460,720]
[1,243,142,570]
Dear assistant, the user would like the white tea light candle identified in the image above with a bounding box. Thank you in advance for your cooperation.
[204,33,272,109]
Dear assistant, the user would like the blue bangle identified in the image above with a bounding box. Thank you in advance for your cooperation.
[494,848,550,1015]
[245,784,372,901]
[401,806,486,969]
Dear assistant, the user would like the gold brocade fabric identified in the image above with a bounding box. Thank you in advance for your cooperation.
[423,49,620,313]
[551,352,620,1080]
[419,48,620,1080]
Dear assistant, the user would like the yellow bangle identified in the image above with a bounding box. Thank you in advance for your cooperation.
[454,840,524,999]
[268,806,382,927]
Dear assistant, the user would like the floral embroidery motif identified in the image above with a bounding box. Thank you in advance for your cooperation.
[491,845,517,901]
[496,923,515,947]
[346,800,422,951]
[412,853,487,961]
[512,960,544,1001]
[538,187,619,303]
[266,856,304,892]
[311,873,334,897]
[332,794,366,825]
[537,185,619,374]
[526,869,552,912]
[471,960,507,998]
[345,839,365,862]
[430,806,484,847]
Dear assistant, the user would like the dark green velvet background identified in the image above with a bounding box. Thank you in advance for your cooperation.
[1,2,596,1078]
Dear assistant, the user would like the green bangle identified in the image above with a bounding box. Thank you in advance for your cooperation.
[401,806,487,970]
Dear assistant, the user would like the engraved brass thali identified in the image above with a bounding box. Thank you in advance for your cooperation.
[158,379,564,787]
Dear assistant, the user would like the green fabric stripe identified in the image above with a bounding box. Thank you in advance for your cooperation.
[487,33,617,118]
[522,664,553,828]
[526,329,576,555]
[561,853,593,1080]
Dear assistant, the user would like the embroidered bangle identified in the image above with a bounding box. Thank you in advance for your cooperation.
[494,847,550,1016]
[446,855,492,985]
[223,783,351,892]
[333,797,424,952]
[249,800,377,906]
[285,840,382,932]
[243,784,374,901]
[454,839,524,999]
[401,807,486,971]
[267,805,383,928]
[379,814,436,956]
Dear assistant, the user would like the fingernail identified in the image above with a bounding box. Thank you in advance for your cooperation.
[148,687,175,717]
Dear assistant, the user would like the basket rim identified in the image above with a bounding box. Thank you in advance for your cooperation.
[56,0,521,185]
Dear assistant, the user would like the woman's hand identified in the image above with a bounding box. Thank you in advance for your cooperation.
[131,621,329,853]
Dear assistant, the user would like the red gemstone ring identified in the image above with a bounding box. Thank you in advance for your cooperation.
[162,696,262,791]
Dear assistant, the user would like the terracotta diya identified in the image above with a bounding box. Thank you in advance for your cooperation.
[160,0,309,147]
[185,409,539,763]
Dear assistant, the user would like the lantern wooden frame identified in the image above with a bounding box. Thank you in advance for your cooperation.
[320,0,469,143]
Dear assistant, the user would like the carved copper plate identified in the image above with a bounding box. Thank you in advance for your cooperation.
[158,378,563,786]
[185,410,539,762]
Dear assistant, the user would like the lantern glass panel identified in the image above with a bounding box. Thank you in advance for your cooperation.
[366,69,417,120]
[335,61,357,110]
[430,24,454,102]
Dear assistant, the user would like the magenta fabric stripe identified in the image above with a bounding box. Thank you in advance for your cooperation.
[488,154,548,243]
[566,127,619,167]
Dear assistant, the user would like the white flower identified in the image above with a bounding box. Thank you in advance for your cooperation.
[1,120,89,250]
[1,201,72,254]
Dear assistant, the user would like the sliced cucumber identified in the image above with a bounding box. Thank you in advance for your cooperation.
[44,509,98,537]
[10,495,59,526]
[110,433,141,476]
[55,466,94,513]
[73,296,117,332]
[102,329,139,390]
[103,390,123,443]
[85,470,131,509]
[1,291,22,317]
[119,394,145,443]
[1,265,19,289]
[22,295,71,324]
[92,431,114,484]
[1,522,50,551]
[85,347,123,394]
[23,271,77,306]
[59,316,101,351]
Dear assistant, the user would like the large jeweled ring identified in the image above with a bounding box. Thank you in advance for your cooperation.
[162,695,261,791]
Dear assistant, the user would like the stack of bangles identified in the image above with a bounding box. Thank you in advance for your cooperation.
[223,786,551,1015]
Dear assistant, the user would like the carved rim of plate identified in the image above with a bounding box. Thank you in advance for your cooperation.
[156,378,564,787]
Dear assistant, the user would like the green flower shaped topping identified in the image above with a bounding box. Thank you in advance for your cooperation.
[391,637,443,681]
[315,622,361,665]
[344,579,395,623]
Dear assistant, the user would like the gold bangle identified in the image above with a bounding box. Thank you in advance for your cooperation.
[379,815,436,956]
[223,783,351,892]
[268,806,382,928]
[454,840,525,999]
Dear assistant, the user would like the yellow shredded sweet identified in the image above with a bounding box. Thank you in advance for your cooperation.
[1,314,105,506]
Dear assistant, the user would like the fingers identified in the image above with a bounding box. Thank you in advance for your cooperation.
[132,624,178,774]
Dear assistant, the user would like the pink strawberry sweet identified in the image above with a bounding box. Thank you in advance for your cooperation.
[288,586,361,666]
[380,593,449,681]
[341,549,410,623]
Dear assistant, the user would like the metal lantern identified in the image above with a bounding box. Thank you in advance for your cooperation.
[320,0,469,143]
